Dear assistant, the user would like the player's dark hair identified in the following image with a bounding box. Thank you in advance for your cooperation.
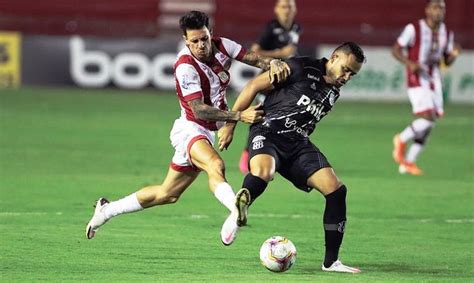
[426,0,444,5]
[179,11,210,36]
[334,42,366,63]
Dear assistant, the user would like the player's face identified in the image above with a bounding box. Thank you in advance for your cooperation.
[274,0,297,26]
[425,1,445,24]
[184,27,212,62]
[326,52,362,88]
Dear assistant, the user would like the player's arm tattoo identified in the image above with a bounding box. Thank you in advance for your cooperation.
[188,99,240,122]
[241,51,291,83]
[241,51,272,70]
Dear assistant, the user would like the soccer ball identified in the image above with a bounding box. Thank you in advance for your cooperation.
[259,236,297,272]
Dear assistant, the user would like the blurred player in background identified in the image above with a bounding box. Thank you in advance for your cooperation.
[238,0,301,173]
[219,42,366,273]
[392,0,460,175]
[85,11,290,245]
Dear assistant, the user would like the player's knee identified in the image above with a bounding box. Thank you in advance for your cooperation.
[250,166,274,182]
[322,179,343,195]
[414,126,433,145]
[203,156,225,175]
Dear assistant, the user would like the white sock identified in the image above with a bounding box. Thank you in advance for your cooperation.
[399,118,433,143]
[214,182,236,213]
[405,143,424,163]
[103,193,143,219]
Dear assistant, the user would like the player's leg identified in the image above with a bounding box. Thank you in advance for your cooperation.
[403,81,443,174]
[188,138,240,245]
[86,167,199,239]
[393,87,435,171]
[307,168,360,273]
[235,153,276,226]
[189,139,237,211]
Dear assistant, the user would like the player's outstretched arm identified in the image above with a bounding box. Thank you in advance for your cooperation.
[188,99,264,124]
[218,72,273,151]
[188,99,241,122]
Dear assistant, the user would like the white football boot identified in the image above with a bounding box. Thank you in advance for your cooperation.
[322,260,361,273]
[220,211,239,246]
[85,198,110,239]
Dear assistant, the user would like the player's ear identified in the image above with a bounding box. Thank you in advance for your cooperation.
[182,35,188,46]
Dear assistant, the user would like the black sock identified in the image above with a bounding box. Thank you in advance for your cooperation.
[323,185,347,268]
[242,174,268,204]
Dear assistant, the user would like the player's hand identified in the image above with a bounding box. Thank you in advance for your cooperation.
[406,60,422,74]
[451,43,461,58]
[269,59,291,84]
[239,103,264,124]
[218,123,235,151]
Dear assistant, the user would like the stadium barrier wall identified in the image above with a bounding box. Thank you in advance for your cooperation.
[4,33,474,104]
[318,45,474,103]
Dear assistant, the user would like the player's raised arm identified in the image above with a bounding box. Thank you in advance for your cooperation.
[240,51,291,83]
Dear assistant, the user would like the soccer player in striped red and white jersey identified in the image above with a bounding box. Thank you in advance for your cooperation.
[392,0,460,175]
[85,11,290,245]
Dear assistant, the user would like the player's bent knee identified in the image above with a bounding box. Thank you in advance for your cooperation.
[250,167,275,183]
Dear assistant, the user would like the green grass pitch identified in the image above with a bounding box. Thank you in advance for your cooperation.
[1,88,473,282]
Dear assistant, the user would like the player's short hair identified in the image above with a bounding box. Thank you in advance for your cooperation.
[179,11,210,36]
[334,42,366,63]
[426,0,444,4]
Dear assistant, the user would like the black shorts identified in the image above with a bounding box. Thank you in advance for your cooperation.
[247,126,331,192]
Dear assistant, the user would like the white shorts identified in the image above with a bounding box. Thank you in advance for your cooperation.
[169,118,215,172]
[407,85,444,117]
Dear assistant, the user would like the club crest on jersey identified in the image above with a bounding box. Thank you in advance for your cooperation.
[252,135,266,143]
[310,82,317,90]
[218,71,229,83]
[252,135,265,150]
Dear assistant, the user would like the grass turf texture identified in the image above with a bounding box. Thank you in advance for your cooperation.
[1,88,473,282]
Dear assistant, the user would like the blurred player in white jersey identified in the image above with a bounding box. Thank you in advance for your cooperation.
[239,0,301,173]
[392,0,460,175]
[85,11,290,245]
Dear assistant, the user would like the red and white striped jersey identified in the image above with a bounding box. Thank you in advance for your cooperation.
[397,19,454,89]
[174,37,247,131]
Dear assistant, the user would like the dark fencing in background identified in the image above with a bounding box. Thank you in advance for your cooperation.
[1,0,473,48]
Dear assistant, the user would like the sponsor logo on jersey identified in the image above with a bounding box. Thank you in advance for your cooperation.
[297,94,327,121]
[307,73,320,81]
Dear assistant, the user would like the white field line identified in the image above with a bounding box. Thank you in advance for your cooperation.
[0,212,472,224]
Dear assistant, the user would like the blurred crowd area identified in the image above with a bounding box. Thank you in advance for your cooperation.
[0,0,473,48]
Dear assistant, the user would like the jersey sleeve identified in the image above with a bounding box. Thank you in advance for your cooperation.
[221,37,246,61]
[175,63,203,102]
[397,23,416,48]
[271,57,304,88]
[445,30,455,55]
